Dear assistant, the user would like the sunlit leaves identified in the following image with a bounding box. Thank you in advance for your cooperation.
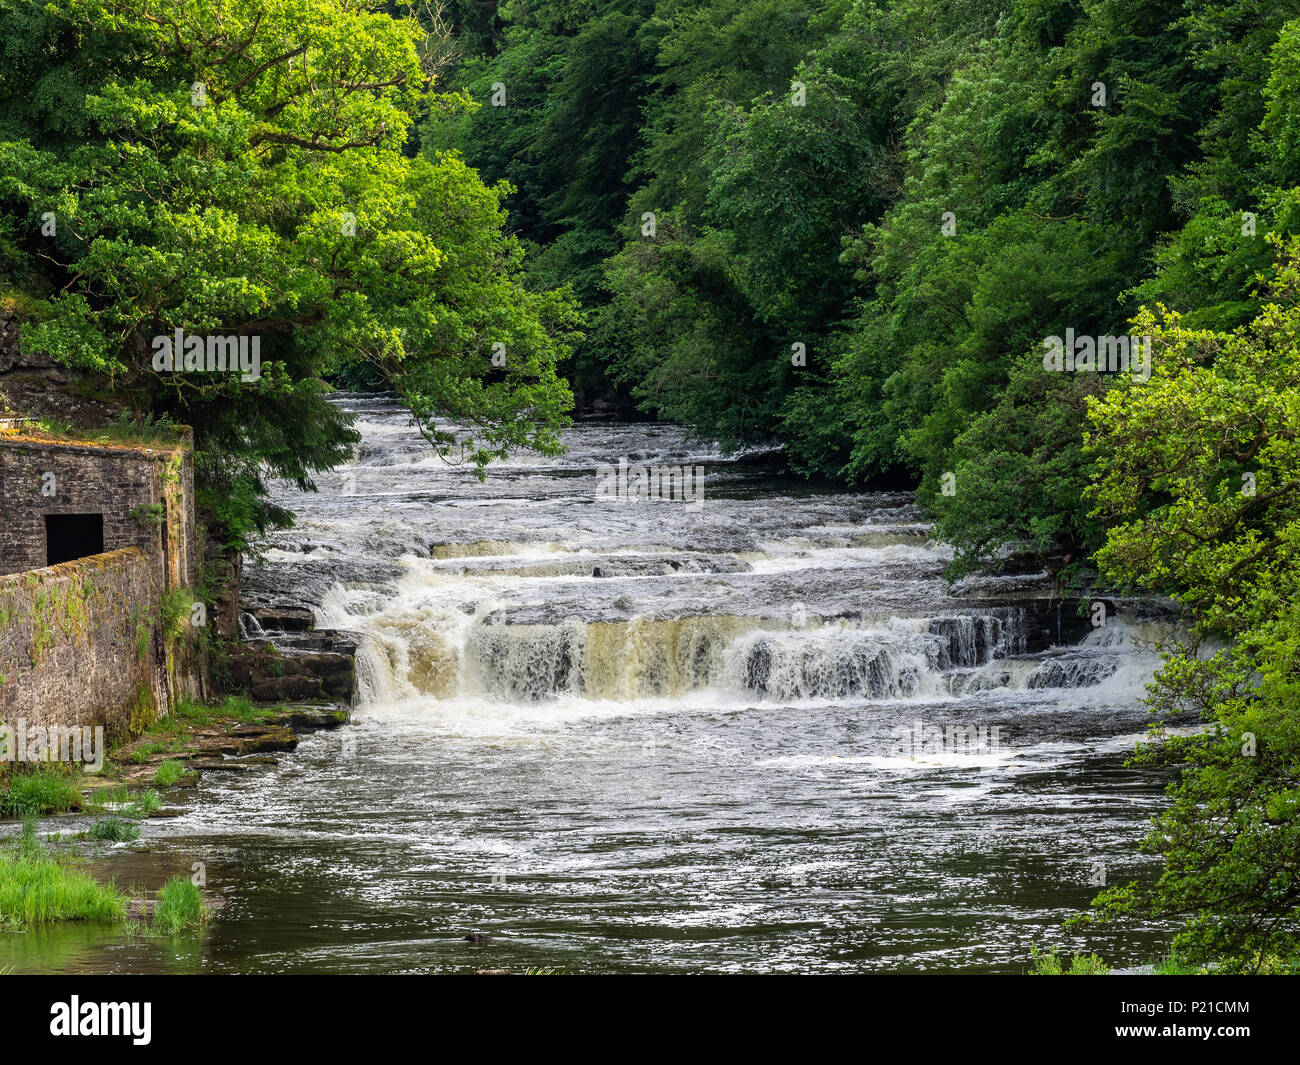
[0,0,577,544]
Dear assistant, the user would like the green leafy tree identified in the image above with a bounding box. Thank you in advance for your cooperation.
[930,352,1107,581]
[1080,239,1300,972]
[0,0,575,547]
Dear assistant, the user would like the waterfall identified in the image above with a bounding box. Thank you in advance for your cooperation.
[317,586,1161,710]
[210,394,1184,976]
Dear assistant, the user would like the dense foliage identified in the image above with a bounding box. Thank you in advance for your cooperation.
[0,0,577,548]
[4,0,1300,966]
[1080,241,1300,970]
[432,0,1300,578]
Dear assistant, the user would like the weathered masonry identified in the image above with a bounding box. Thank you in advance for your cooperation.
[0,426,205,736]
[0,429,197,583]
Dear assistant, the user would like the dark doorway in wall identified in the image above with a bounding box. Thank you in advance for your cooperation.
[45,513,104,566]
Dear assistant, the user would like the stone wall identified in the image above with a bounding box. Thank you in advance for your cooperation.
[0,548,203,736]
[0,427,206,741]
[0,430,196,586]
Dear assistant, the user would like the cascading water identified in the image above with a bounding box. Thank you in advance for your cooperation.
[47,393,1181,974]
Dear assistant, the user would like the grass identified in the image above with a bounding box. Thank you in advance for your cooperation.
[35,416,74,436]
[116,697,290,769]
[153,760,186,786]
[85,785,127,811]
[25,412,180,450]
[1028,945,1110,975]
[0,819,126,925]
[173,694,278,728]
[92,411,178,448]
[1150,953,1206,975]
[134,789,161,816]
[86,785,161,820]
[152,876,210,935]
[131,715,191,741]
[131,741,181,764]
[0,769,83,818]
[1148,952,1300,975]
[88,817,141,843]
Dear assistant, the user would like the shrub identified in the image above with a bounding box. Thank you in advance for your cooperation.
[0,770,82,817]
[153,761,186,787]
[1029,946,1109,975]
[152,876,209,935]
[88,817,141,843]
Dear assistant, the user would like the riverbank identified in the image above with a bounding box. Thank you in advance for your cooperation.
[0,696,349,949]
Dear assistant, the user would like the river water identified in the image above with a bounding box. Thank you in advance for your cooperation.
[5,394,1180,973]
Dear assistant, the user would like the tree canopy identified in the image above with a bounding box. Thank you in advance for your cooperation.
[429,0,1300,581]
[0,0,577,546]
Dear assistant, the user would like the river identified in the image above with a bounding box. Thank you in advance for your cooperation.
[3,393,1178,973]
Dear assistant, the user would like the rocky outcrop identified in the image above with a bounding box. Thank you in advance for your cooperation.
[228,597,357,705]
[227,642,355,704]
[244,604,316,632]
[113,702,349,785]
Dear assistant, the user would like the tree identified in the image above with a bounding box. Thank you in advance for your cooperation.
[930,351,1107,582]
[1080,239,1300,971]
[0,0,576,547]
